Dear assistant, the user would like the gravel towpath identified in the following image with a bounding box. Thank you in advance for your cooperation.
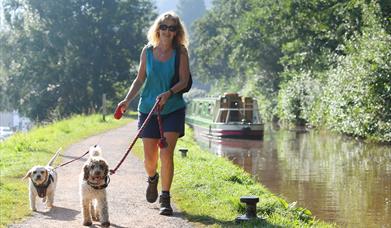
[10,122,193,228]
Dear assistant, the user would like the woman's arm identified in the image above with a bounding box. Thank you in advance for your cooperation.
[117,46,147,110]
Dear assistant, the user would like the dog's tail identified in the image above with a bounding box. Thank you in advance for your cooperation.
[89,145,102,157]
[47,148,62,166]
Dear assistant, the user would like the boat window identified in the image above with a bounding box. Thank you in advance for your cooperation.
[228,101,241,122]
[229,111,240,122]
[218,110,227,123]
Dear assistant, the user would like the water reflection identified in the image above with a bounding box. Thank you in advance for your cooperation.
[194,127,391,227]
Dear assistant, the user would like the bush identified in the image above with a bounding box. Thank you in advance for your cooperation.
[277,70,322,126]
[322,2,391,142]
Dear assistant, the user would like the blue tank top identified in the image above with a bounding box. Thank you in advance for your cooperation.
[138,47,186,115]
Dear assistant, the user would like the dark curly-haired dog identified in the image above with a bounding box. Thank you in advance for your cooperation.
[79,145,110,227]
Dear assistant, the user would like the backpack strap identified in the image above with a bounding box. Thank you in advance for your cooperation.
[174,45,181,84]
[172,44,192,93]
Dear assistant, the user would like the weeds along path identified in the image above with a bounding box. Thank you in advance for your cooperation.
[10,121,193,228]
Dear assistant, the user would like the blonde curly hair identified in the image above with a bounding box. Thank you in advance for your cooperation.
[147,11,189,48]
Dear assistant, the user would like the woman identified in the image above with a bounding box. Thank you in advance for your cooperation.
[117,11,190,216]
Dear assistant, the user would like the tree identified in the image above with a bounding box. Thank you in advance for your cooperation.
[322,2,391,141]
[0,0,156,120]
[190,0,391,141]
[176,0,206,35]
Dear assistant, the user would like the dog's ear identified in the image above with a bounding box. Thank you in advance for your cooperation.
[83,164,89,180]
[102,161,109,176]
[22,169,32,180]
[44,169,49,179]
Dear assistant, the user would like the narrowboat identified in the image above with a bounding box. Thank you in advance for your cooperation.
[186,93,264,139]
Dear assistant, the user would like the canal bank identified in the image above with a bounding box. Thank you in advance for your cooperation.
[3,116,332,227]
[194,125,391,227]
[132,125,333,227]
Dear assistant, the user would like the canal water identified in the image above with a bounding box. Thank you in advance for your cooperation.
[193,126,391,227]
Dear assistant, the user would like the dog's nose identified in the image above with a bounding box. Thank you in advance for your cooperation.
[36,175,41,179]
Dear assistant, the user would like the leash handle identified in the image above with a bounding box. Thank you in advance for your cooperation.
[110,98,162,175]
[114,104,126,119]
[157,107,168,148]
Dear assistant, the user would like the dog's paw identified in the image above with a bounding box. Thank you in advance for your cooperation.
[92,214,99,221]
[101,221,110,227]
[46,201,54,207]
[82,220,92,226]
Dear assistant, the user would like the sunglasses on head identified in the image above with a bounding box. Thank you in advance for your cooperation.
[159,24,177,32]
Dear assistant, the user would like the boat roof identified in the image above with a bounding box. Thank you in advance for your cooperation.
[191,96,219,102]
[190,94,254,103]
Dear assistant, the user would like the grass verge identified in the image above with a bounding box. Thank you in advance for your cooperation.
[133,126,334,227]
[0,114,131,227]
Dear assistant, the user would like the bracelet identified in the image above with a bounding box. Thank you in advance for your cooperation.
[169,89,174,96]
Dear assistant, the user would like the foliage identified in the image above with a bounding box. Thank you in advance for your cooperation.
[191,0,366,118]
[0,0,156,121]
[278,71,322,126]
[191,0,391,142]
[190,0,250,84]
[176,0,206,35]
[322,2,391,142]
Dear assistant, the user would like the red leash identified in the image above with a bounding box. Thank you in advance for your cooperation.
[110,98,167,175]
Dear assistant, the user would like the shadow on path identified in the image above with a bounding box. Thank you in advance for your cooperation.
[37,206,79,221]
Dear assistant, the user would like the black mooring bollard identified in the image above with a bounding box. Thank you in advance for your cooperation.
[235,196,263,223]
[179,148,188,157]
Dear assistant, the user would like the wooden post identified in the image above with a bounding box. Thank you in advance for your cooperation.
[102,93,106,122]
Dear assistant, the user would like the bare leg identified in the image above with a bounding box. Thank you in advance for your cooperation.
[142,138,159,177]
[160,132,179,191]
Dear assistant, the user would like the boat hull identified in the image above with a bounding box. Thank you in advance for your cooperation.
[187,119,264,140]
[210,128,264,139]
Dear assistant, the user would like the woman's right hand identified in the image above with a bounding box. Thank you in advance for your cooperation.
[117,99,129,112]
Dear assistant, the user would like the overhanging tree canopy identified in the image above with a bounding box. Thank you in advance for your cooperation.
[0,0,156,120]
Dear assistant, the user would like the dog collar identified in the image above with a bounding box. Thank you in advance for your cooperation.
[33,174,54,198]
[87,175,110,190]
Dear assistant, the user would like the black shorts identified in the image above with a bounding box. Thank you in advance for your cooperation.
[137,107,185,138]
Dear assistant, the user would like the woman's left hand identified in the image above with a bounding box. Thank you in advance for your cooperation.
[156,91,172,109]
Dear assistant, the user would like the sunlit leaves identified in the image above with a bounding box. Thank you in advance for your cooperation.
[191,0,390,141]
[322,2,391,142]
[0,0,156,120]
